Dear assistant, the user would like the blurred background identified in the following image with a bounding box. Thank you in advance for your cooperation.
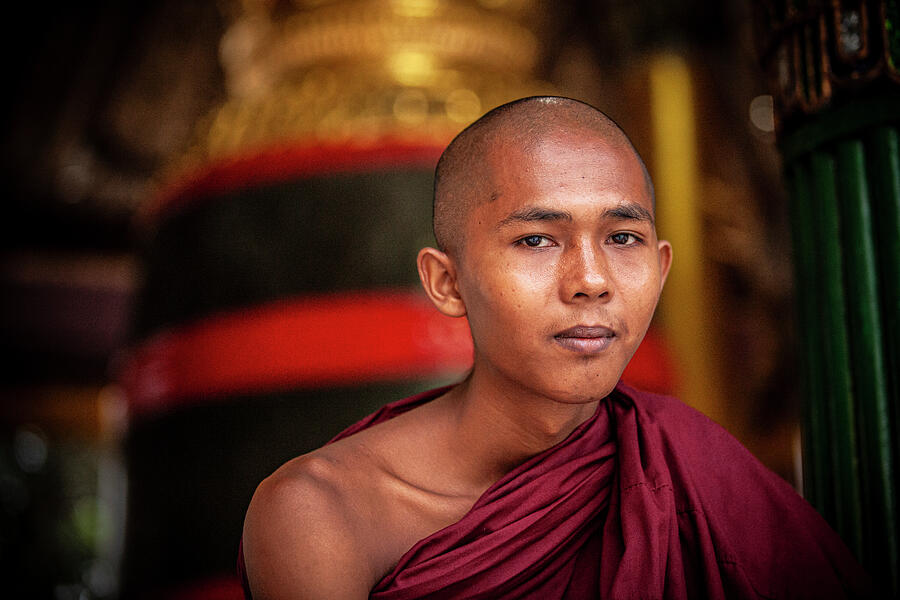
[0,0,858,597]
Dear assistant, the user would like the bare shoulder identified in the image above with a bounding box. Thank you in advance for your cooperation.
[242,395,466,599]
[242,445,381,600]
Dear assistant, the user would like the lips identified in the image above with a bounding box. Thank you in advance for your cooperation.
[554,325,616,353]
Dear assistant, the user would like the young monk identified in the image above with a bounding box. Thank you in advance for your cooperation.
[240,97,872,598]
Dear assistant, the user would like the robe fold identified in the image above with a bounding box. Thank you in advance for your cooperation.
[238,382,873,599]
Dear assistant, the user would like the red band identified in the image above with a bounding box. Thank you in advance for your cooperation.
[119,290,474,418]
[141,140,445,224]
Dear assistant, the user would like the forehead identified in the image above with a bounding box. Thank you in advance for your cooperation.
[480,130,652,213]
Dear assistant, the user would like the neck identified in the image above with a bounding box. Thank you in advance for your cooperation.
[441,367,599,489]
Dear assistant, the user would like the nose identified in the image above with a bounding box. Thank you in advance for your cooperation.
[561,240,611,302]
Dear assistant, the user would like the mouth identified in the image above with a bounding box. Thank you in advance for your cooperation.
[553,325,616,354]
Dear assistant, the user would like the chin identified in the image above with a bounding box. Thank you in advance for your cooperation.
[542,379,619,405]
[560,363,626,401]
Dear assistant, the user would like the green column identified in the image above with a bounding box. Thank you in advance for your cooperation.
[781,100,900,594]
[756,1,900,593]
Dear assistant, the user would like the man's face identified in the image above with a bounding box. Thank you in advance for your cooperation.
[455,130,671,403]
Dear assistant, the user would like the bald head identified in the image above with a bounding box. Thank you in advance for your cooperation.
[433,96,654,256]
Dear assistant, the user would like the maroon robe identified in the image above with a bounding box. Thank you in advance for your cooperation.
[239,382,873,598]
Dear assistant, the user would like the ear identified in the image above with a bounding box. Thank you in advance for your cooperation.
[417,247,467,318]
[656,239,673,291]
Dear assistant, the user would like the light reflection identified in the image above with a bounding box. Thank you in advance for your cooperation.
[14,426,48,473]
[749,94,775,133]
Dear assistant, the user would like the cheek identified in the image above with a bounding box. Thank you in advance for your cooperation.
[612,256,661,313]
[460,257,552,340]
[468,253,553,303]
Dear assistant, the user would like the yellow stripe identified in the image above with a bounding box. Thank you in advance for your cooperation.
[649,52,725,426]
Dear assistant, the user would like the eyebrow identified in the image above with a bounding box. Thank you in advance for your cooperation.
[603,202,655,225]
[495,202,655,230]
[496,206,573,229]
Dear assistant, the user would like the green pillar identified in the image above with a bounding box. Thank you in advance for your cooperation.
[756,1,900,594]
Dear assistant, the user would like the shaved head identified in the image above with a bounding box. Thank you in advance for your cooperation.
[433,96,654,256]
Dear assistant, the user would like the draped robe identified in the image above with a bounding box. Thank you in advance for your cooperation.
[239,382,873,599]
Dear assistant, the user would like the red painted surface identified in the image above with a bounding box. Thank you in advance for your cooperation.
[621,325,678,396]
[119,290,473,418]
[155,575,245,600]
[141,140,445,224]
[119,290,676,419]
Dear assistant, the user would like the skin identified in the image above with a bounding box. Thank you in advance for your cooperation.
[242,108,672,599]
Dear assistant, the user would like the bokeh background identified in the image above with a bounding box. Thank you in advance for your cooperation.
[0,0,827,597]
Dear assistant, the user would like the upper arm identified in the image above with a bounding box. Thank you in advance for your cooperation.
[242,461,375,600]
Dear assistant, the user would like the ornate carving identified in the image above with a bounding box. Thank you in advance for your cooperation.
[755,0,900,128]
[179,0,552,168]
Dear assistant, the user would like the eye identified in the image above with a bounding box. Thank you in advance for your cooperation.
[516,235,554,248]
[609,232,642,246]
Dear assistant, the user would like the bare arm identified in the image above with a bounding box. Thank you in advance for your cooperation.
[242,459,376,600]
